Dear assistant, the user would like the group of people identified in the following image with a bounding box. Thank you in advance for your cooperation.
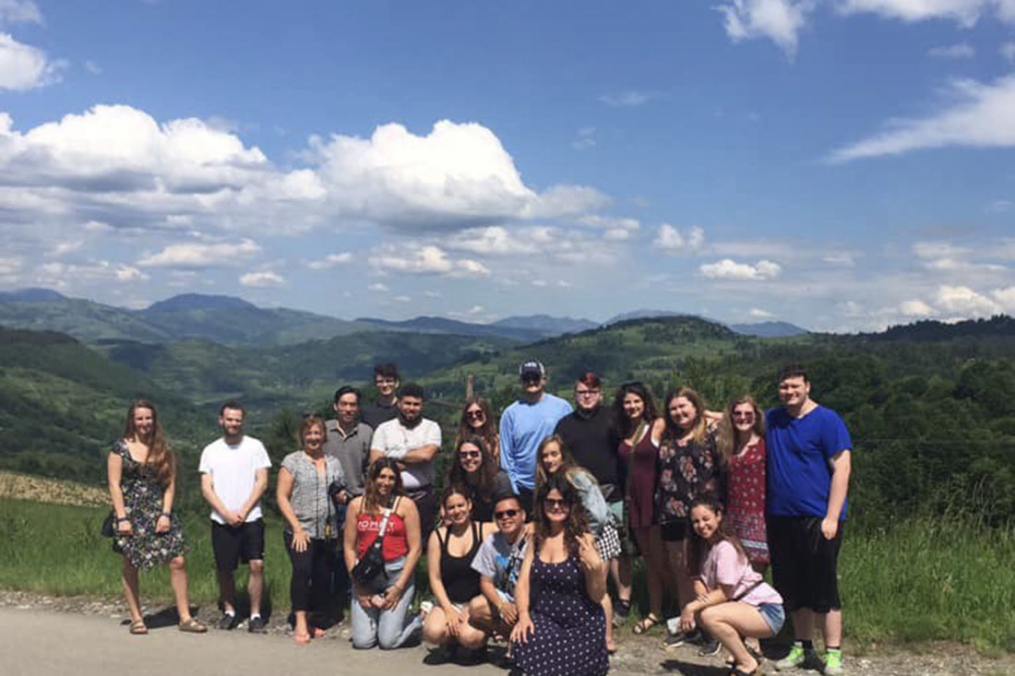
[106,360,852,676]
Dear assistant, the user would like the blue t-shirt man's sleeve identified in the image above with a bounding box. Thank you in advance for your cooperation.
[500,405,517,491]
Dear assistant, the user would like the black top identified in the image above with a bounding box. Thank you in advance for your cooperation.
[467,470,515,522]
[554,406,621,492]
[360,398,398,430]
[437,521,483,604]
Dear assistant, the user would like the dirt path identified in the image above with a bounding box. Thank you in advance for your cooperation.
[2,591,1012,675]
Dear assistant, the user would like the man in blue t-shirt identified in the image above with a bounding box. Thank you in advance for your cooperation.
[766,364,852,676]
[499,360,573,513]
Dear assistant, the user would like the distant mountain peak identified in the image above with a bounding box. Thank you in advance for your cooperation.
[0,288,67,303]
[144,293,259,313]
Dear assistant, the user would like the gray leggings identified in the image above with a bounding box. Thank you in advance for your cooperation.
[350,557,421,649]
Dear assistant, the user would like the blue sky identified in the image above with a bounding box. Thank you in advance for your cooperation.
[1,0,1014,331]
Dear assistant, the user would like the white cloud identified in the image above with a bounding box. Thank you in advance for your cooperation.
[700,258,782,280]
[368,244,490,278]
[993,285,1015,311]
[934,284,1001,315]
[115,265,148,281]
[899,299,934,316]
[828,76,1015,162]
[913,241,971,259]
[443,226,539,256]
[990,199,1012,212]
[138,238,260,268]
[653,224,705,254]
[1001,41,1015,62]
[823,253,856,266]
[368,283,388,292]
[392,294,411,302]
[928,42,975,58]
[0,255,22,278]
[33,260,149,286]
[423,290,441,298]
[599,91,654,107]
[47,240,83,257]
[239,270,285,287]
[84,220,112,232]
[307,252,353,270]
[749,307,775,318]
[836,0,1003,26]
[572,127,596,151]
[0,33,65,90]
[0,1,42,25]
[715,0,813,56]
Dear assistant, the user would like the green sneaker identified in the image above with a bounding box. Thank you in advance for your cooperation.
[823,649,845,675]
[775,645,808,670]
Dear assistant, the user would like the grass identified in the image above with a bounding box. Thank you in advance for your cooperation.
[1,497,1013,651]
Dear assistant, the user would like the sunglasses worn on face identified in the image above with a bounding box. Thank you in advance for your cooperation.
[460,451,481,459]
[465,409,485,419]
[495,509,519,519]
[733,412,756,419]
[544,498,569,509]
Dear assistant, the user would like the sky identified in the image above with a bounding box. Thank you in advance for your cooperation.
[1,0,1014,332]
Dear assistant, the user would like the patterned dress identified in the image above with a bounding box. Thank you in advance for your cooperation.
[111,440,186,569]
[513,554,609,676]
[727,439,769,565]
[656,429,724,526]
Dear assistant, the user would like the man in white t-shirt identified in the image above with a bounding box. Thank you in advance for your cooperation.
[369,382,441,543]
[199,401,272,632]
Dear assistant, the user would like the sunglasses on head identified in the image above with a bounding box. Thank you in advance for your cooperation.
[494,509,520,519]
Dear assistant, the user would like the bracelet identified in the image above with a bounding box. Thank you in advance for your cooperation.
[159,512,172,520]
[117,516,130,523]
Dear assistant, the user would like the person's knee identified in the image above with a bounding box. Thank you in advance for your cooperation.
[352,633,377,650]
[248,559,264,574]
[698,606,719,629]
[459,628,487,650]
[169,556,186,571]
[422,619,446,645]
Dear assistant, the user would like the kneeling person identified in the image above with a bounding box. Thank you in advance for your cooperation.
[469,493,529,638]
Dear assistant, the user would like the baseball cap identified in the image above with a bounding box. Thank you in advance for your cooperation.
[519,360,546,378]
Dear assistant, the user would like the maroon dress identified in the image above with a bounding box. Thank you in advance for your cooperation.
[618,432,658,529]
[727,438,769,565]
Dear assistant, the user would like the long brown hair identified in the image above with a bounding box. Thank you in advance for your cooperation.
[663,386,709,445]
[611,381,658,439]
[684,495,748,577]
[715,394,765,465]
[447,434,499,496]
[534,474,589,556]
[363,457,404,513]
[456,396,499,458]
[122,399,174,486]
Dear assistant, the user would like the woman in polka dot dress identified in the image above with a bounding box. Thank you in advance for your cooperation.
[716,395,769,571]
[511,475,609,676]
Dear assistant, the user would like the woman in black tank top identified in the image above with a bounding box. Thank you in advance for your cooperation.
[422,486,495,655]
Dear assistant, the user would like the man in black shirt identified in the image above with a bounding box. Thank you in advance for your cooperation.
[554,371,633,623]
[359,362,399,430]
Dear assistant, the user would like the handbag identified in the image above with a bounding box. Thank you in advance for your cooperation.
[351,497,399,585]
[101,511,117,538]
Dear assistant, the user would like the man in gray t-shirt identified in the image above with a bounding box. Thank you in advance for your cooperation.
[469,494,528,636]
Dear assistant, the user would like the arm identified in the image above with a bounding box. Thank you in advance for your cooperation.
[499,411,517,491]
[200,473,239,525]
[344,496,372,609]
[276,467,309,552]
[823,450,851,539]
[402,444,439,465]
[649,417,666,445]
[509,542,536,643]
[107,451,132,535]
[156,465,176,534]
[383,498,421,609]
[577,533,607,603]
[238,467,269,520]
[680,578,731,632]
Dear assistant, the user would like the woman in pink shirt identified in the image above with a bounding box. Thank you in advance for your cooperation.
[679,496,784,676]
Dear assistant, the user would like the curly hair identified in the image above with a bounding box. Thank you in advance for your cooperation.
[611,381,658,439]
[534,474,590,556]
[122,400,174,486]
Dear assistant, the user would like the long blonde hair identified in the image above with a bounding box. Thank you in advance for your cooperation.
[122,399,174,486]
[715,394,766,465]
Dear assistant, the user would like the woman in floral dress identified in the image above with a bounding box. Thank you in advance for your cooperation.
[108,400,206,634]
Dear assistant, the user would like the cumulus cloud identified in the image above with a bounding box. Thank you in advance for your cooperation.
[307,252,353,270]
[934,284,1001,315]
[368,244,489,278]
[993,285,1015,311]
[928,42,975,58]
[652,224,705,254]
[828,76,1015,162]
[239,270,285,287]
[899,299,934,316]
[0,0,42,25]
[836,0,1003,26]
[138,238,260,268]
[700,258,782,280]
[0,33,65,90]
[34,260,149,287]
[443,226,539,256]
[715,0,813,56]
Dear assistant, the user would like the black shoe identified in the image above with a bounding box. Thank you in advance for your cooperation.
[613,599,631,627]
[663,629,700,650]
[248,616,266,633]
[216,613,237,630]
[696,637,722,657]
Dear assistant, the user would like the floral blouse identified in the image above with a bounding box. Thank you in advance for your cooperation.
[655,429,724,525]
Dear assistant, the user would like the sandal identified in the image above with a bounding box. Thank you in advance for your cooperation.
[178,617,208,633]
[632,613,662,635]
[729,668,758,676]
[129,620,148,635]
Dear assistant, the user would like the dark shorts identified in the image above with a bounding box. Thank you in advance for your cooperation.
[659,519,688,542]
[407,487,436,547]
[211,519,265,572]
[767,516,844,613]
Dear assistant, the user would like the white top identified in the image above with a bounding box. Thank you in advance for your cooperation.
[198,436,272,525]
[371,418,442,490]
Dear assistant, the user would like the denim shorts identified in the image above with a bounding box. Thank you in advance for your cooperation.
[757,602,785,636]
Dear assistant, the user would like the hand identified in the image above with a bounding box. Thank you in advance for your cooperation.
[382,584,403,610]
[499,602,519,626]
[116,519,132,536]
[510,613,534,644]
[357,592,374,609]
[445,606,463,638]
[333,490,349,505]
[679,606,696,634]
[229,510,246,526]
[577,535,601,573]
[821,517,839,540]
[291,529,310,553]
[155,515,171,534]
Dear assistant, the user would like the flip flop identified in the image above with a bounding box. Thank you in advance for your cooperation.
[129,620,148,635]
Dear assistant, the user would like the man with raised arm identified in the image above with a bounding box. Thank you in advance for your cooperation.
[198,401,271,633]
[370,382,441,542]
[767,364,852,676]
[499,360,572,513]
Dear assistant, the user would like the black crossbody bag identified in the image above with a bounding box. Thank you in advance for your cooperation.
[352,497,399,585]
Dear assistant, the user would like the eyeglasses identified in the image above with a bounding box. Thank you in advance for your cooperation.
[494,509,520,519]
[575,389,601,397]
[465,409,485,419]
[732,412,756,420]
[544,498,570,509]
[459,450,481,459]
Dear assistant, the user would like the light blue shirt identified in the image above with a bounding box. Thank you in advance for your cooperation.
[499,393,573,491]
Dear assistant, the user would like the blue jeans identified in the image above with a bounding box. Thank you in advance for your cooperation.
[350,557,421,649]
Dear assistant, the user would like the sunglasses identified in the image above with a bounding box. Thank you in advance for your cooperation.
[575,389,601,397]
[465,409,485,419]
[733,412,756,419]
[521,374,542,384]
[544,498,570,509]
[459,450,481,459]
[494,509,520,519]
